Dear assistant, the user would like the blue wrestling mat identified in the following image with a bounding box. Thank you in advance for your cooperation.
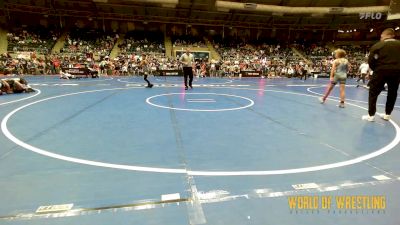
[0,76,399,225]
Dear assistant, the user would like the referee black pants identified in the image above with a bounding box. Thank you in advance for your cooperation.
[368,70,400,116]
[144,75,151,86]
[357,73,367,84]
[183,66,193,88]
[300,72,307,80]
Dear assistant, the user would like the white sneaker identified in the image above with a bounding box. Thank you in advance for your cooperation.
[362,115,375,122]
[319,97,325,104]
[377,113,391,121]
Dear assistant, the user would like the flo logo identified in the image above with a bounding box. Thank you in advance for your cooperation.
[359,12,383,20]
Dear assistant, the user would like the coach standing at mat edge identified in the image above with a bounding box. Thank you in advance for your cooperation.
[179,48,195,90]
[362,28,400,122]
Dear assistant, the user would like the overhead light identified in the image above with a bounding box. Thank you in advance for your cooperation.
[395,27,400,31]
[143,21,148,24]
[338,29,344,33]
[353,29,356,32]
[370,28,374,32]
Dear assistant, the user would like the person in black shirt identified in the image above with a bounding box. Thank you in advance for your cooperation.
[362,28,400,122]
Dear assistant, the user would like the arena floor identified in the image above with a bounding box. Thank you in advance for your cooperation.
[0,75,399,225]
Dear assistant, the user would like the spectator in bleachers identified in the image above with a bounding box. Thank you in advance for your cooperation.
[7,27,59,54]
[62,29,118,61]
[119,31,165,57]
[172,34,206,48]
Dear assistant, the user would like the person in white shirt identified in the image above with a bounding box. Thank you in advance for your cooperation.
[357,60,370,87]
[287,67,295,78]
[179,48,195,90]
[60,71,76,79]
[122,63,128,76]
[210,62,216,77]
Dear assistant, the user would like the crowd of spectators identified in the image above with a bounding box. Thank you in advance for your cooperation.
[1,44,311,79]
[95,54,182,76]
[61,29,118,59]
[0,49,341,79]
[101,31,168,76]
[303,44,331,56]
[337,45,369,59]
[211,37,310,78]
[172,35,206,48]
[1,28,373,79]
[118,31,165,57]
[7,27,59,54]
[302,44,369,77]
[0,51,99,76]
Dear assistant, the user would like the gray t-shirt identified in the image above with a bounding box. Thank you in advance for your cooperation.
[179,53,194,67]
[334,58,349,79]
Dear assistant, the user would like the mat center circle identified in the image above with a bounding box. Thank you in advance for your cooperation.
[146,93,255,112]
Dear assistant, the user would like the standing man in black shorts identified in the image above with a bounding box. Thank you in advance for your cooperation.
[179,48,194,90]
[362,28,400,122]
[140,53,153,88]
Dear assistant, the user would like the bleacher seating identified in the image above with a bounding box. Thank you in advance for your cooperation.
[118,31,165,57]
[172,34,206,48]
[7,27,59,54]
[62,29,118,59]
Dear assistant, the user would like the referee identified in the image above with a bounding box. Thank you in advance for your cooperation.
[179,48,195,90]
[362,28,400,122]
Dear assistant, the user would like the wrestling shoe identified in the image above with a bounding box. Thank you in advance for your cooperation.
[377,113,390,121]
[338,102,345,108]
[362,115,375,122]
[185,86,188,90]
[146,84,154,88]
